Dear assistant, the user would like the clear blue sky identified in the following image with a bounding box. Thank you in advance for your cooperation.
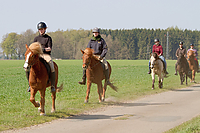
[0,0,200,49]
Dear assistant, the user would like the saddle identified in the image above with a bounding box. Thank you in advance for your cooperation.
[39,57,51,82]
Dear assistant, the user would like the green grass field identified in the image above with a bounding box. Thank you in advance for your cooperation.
[0,60,200,132]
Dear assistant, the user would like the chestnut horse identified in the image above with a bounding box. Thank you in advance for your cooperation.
[81,48,117,103]
[23,42,63,116]
[177,52,191,85]
[149,53,165,89]
[187,50,198,82]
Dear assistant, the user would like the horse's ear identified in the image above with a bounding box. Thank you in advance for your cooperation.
[80,49,84,54]
[25,44,28,49]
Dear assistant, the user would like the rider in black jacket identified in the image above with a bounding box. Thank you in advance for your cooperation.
[78,27,111,85]
[26,22,56,93]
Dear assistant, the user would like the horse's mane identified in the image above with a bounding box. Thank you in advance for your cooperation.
[29,42,43,54]
[152,52,159,60]
[187,50,195,56]
[84,48,94,56]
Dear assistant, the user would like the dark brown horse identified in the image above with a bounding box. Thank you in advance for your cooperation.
[23,42,63,116]
[177,52,190,85]
[81,48,117,103]
[187,50,198,82]
[149,53,164,89]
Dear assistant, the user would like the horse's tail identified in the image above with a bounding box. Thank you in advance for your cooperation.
[56,83,63,92]
[108,83,118,92]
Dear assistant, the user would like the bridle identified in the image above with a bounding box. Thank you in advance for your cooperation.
[83,54,100,70]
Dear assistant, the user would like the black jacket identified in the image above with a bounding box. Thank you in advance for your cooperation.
[34,34,52,55]
[87,38,108,58]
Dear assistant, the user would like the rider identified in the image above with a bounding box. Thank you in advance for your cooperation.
[174,42,187,75]
[25,22,56,93]
[78,27,111,85]
[187,43,199,72]
[148,38,168,74]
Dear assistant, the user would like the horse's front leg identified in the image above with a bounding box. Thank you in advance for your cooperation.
[179,72,183,85]
[38,89,46,116]
[30,88,40,108]
[85,81,91,103]
[51,91,56,113]
[158,74,163,88]
[102,81,107,102]
[186,74,188,85]
[151,71,155,89]
[97,82,103,103]
[191,70,195,82]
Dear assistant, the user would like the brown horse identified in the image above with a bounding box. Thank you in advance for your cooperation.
[149,53,165,89]
[187,50,198,82]
[23,42,63,116]
[177,52,191,85]
[81,48,117,103]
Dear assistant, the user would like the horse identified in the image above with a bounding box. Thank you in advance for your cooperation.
[23,42,63,116]
[176,52,191,85]
[149,52,165,89]
[187,50,198,82]
[81,48,118,103]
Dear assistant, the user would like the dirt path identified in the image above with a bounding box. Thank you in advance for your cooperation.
[4,84,200,133]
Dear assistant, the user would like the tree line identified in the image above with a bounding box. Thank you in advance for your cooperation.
[1,26,200,60]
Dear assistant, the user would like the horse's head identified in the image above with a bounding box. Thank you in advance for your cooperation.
[81,48,94,70]
[177,52,184,64]
[150,53,159,69]
[23,42,43,72]
[187,50,195,60]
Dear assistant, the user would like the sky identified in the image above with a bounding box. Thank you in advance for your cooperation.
[0,0,200,51]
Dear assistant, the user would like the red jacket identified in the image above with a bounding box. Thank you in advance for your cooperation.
[152,44,163,56]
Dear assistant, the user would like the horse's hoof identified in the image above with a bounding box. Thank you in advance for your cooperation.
[51,109,55,113]
[101,98,105,102]
[99,100,102,103]
[40,113,46,116]
[84,100,88,103]
[152,88,154,90]
[36,101,40,107]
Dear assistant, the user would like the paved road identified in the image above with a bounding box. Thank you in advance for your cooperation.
[4,84,200,133]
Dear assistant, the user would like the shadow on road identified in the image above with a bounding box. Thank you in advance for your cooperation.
[67,114,123,120]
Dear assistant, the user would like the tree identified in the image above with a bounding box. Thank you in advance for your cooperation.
[1,33,18,59]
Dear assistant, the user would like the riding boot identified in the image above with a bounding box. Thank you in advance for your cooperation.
[50,72,56,93]
[78,69,86,85]
[104,69,111,85]
[147,69,151,74]
[163,63,169,74]
[26,71,31,92]
[174,63,178,75]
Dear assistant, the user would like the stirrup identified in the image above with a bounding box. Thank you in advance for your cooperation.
[27,86,31,92]
[51,86,56,93]
[78,79,86,85]
[106,80,111,85]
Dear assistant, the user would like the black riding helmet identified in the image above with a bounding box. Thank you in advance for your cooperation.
[154,38,159,43]
[92,27,100,33]
[190,43,194,46]
[37,22,47,30]
[179,42,183,45]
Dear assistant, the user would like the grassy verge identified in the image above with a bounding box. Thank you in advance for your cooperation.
[0,60,199,131]
[165,115,200,133]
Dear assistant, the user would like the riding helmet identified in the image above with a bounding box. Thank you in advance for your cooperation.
[190,43,194,46]
[37,22,47,30]
[92,27,100,33]
[154,38,159,42]
[179,42,183,45]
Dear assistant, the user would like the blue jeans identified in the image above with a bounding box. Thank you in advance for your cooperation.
[149,55,167,70]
